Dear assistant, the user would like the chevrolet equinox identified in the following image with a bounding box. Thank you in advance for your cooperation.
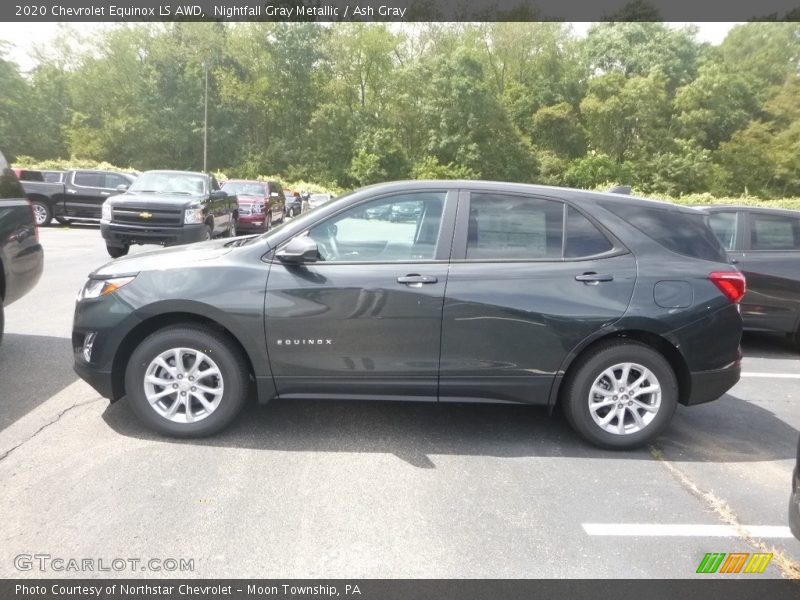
[73,181,745,449]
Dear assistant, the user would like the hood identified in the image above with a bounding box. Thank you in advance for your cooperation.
[92,238,235,277]
[107,192,205,208]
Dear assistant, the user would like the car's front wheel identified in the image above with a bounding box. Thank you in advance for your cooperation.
[106,244,129,258]
[124,325,249,437]
[561,341,678,450]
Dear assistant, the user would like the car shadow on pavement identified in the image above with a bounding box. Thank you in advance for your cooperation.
[101,389,798,468]
[0,334,78,432]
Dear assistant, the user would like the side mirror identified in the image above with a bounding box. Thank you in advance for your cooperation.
[211,190,227,199]
[276,236,320,264]
[116,184,129,193]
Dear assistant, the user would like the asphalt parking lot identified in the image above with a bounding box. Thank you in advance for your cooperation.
[1,226,799,579]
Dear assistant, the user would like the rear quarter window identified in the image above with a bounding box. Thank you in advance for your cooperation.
[602,202,727,262]
[750,213,800,250]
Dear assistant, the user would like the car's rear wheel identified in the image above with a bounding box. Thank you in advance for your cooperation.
[30,200,52,227]
[203,224,213,241]
[124,325,249,437]
[562,341,678,450]
[106,244,129,258]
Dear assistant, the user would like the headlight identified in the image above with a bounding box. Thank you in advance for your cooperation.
[79,276,136,300]
[101,202,112,222]
[184,207,205,224]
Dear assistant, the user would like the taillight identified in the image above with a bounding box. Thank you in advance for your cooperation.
[27,199,39,243]
[709,271,746,303]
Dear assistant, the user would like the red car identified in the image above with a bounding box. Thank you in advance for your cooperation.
[221,179,286,232]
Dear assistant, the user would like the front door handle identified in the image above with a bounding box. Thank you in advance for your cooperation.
[575,272,613,283]
[397,274,438,286]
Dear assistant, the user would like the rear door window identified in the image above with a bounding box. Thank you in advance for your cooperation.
[73,172,103,188]
[602,202,727,262]
[466,193,564,260]
[707,211,738,251]
[565,206,614,258]
[749,213,800,250]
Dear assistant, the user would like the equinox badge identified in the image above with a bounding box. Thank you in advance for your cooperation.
[277,339,333,346]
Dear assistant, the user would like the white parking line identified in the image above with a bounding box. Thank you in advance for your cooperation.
[740,372,800,379]
[582,523,794,538]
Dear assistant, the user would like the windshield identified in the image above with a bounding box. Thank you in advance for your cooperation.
[129,172,206,195]
[223,182,266,197]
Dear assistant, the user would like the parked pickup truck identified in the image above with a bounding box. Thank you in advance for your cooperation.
[100,170,238,258]
[0,151,44,344]
[22,169,137,227]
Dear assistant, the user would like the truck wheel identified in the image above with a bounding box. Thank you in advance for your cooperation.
[124,325,249,437]
[106,244,129,258]
[561,341,678,450]
[224,219,237,238]
[30,200,52,227]
[203,224,213,241]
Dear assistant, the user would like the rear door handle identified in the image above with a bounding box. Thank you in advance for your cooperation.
[397,274,438,285]
[575,272,613,283]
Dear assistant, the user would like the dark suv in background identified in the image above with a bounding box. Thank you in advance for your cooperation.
[221,179,286,232]
[0,152,44,344]
[700,205,800,349]
[73,181,743,449]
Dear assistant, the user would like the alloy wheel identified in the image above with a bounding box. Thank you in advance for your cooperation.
[143,347,224,423]
[587,362,661,435]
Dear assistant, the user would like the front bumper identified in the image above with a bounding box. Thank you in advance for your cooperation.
[238,213,269,231]
[683,362,741,406]
[101,222,207,247]
[73,356,115,400]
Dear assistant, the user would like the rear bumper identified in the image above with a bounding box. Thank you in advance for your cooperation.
[683,362,740,406]
[101,222,207,246]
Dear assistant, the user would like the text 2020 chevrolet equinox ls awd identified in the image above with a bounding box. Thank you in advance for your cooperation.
[72,181,744,449]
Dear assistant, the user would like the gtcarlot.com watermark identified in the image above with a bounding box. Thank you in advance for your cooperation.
[14,553,194,573]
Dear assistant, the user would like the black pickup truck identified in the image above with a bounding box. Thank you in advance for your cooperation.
[22,169,137,227]
[100,170,238,258]
[0,152,44,344]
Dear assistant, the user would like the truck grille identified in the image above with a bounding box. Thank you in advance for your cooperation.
[112,206,182,226]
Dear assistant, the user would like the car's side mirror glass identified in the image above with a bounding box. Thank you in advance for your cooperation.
[116,184,129,192]
[276,236,319,264]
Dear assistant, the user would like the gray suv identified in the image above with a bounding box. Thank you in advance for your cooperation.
[73,181,744,449]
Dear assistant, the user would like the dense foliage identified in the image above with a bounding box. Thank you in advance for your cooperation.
[1,22,799,198]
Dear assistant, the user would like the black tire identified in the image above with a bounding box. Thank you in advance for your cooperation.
[124,325,249,437]
[0,302,4,347]
[30,200,52,227]
[561,341,678,450]
[224,218,237,238]
[265,212,272,231]
[106,244,129,258]
[287,207,295,218]
[203,224,213,241]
